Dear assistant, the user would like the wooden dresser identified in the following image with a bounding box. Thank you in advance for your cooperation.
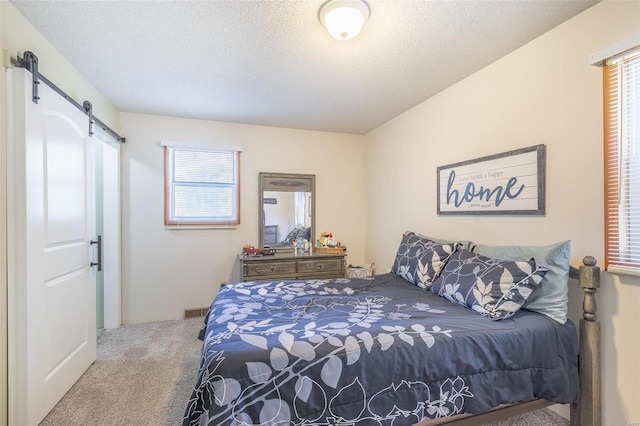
[239,252,346,282]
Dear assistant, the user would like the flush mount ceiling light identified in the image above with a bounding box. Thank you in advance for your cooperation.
[319,0,370,41]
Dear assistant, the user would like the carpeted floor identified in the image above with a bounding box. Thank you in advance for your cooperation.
[40,319,203,426]
[40,318,569,426]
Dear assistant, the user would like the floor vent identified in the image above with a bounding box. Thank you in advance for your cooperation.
[184,307,209,319]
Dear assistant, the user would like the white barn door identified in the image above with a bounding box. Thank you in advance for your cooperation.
[7,68,97,425]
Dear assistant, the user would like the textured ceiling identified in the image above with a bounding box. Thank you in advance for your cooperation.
[10,0,600,134]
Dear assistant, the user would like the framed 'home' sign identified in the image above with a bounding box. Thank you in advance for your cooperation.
[437,144,546,215]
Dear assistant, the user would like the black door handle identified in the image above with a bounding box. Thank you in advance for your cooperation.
[90,235,102,272]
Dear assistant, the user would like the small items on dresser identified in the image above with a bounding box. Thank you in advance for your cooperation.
[319,231,338,247]
[242,244,261,256]
[243,244,275,256]
[316,231,347,254]
[292,238,313,255]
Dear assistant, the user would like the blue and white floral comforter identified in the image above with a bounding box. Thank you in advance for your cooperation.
[183,274,578,426]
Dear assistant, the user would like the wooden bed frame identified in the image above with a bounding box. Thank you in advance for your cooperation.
[415,256,601,426]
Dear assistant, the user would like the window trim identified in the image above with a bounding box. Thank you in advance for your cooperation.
[163,143,241,228]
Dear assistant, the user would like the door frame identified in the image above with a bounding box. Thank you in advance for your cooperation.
[97,132,121,329]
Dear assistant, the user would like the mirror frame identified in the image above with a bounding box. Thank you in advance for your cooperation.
[259,172,316,252]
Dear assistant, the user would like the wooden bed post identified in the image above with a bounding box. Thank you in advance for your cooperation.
[570,256,601,426]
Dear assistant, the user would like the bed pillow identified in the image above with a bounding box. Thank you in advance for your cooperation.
[296,227,311,241]
[391,231,460,290]
[431,249,549,320]
[417,233,476,252]
[283,228,299,244]
[473,240,571,324]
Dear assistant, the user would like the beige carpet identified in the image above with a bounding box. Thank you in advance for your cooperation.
[40,318,568,426]
[40,319,203,426]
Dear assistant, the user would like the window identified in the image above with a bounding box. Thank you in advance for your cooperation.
[164,145,241,226]
[604,46,640,274]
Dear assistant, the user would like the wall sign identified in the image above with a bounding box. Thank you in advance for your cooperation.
[437,144,546,215]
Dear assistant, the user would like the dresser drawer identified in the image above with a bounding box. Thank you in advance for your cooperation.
[239,253,347,282]
[244,261,296,277]
[297,258,343,274]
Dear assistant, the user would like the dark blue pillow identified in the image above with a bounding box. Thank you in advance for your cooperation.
[391,231,460,290]
[431,249,549,320]
[297,227,311,241]
[283,228,299,244]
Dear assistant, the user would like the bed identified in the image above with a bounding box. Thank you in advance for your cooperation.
[183,233,600,426]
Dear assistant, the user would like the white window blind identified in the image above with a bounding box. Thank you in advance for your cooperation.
[164,146,241,226]
[604,47,640,275]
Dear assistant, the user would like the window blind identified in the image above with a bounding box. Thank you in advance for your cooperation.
[164,146,241,227]
[604,47,640,275]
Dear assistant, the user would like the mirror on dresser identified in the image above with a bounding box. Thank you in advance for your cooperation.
[259,172,315,252]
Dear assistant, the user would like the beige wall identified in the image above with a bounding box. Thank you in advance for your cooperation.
[120,112,365,324]
[364,1,640,424]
